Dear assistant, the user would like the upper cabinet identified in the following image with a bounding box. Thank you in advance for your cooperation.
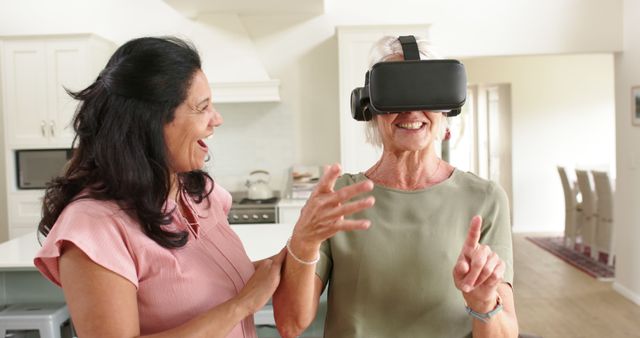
[1,34,114,148]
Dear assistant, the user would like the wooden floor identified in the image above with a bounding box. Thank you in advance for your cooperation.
[514,234,640,338]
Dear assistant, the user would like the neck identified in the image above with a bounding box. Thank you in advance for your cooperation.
[169,173,179,202]
[365,147,450,190]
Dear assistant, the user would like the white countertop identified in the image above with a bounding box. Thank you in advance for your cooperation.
[278,198,307,208]
[0,224,295,270]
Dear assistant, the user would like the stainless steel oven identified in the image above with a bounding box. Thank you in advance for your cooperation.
[228,191,280,224]
[15,149,73,189]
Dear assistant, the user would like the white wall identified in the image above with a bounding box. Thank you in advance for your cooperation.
[0,0,295,194]
[463,54,616,233]
[0,81,6,242]
[0,0,624,234]
[323,0,622,58]
[612,0,640,305]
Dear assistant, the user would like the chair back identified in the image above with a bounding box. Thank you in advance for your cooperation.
[557,166,575,210]
[592,170,614,259]
[575,169,596,217]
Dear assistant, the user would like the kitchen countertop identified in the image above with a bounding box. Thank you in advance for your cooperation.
[278,198,307,207]
[0,223,295,271]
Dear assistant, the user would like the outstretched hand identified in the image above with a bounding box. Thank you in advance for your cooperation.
[289,163,375,259]
[453,216,505,308]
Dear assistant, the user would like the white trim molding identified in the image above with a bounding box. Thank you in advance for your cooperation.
[613,282,640,306]
[210,80,280,103]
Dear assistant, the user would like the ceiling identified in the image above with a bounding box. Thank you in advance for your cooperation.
[163,0,324,17]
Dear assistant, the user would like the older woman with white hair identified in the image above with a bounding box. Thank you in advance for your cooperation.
[272,35,518,338]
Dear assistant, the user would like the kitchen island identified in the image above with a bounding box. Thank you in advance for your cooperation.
[0,223,295,306]
[0,223,331,337]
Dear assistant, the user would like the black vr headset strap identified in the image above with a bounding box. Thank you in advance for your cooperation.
[398,35,420,61]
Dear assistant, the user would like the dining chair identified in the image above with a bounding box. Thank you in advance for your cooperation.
[591,170,615,265]
[575,169,598,259]
[557,166,581,248]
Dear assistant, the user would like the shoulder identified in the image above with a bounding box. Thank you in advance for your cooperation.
[59,197,124,223]
[451,170,505,198]
[335,172,366,190]
[210,180,232,213]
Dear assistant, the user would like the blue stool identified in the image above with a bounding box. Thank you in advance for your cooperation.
[0,303,69,338]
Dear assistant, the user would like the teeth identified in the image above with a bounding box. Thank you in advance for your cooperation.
[397,122,423,130]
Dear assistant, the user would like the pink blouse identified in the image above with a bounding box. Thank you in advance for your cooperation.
[34,183,257,337]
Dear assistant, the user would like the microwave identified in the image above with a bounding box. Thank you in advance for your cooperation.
[15,149,73,189]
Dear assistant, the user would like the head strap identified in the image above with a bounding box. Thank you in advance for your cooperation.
[398,35,420,60]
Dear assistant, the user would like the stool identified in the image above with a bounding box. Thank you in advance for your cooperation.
[0,303,69,338]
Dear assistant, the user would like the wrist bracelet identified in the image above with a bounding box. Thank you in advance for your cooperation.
[465,295,503,323]
[286,237,320,265]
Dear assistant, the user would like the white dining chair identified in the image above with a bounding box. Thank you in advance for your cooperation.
[575,169,598,259]
[591,170,615,265]
[557,166,582,248]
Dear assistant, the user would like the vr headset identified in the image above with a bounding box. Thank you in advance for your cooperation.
[350,35,467,121]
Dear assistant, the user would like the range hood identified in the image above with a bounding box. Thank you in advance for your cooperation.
[191,13,280,103]
[163,0,324,103]
[163,0,324,17]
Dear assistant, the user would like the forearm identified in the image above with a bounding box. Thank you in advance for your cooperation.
[140,297,251,338]
[470,309,518,338]
[273,240,322,338]
[468,284,519,338]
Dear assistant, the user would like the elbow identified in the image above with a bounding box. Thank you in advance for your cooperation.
[273,301,314,338]
[276,319,308,338]
[274,306,312,338]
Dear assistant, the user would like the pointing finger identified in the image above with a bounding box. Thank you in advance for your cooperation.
[462,216,482,256]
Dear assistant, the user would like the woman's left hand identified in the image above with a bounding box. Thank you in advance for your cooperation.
[452,216,506,311]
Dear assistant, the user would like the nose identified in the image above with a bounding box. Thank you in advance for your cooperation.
[211,108,223,127]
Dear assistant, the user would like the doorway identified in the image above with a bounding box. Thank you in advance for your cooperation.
[446,83,513,222]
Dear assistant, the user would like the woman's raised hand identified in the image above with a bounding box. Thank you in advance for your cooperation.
[453,216,506,311]
[289,164,375,256]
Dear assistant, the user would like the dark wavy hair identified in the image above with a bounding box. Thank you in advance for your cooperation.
[38,36,214,248]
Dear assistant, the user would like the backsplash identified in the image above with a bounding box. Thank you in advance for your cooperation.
[204,102,295,193]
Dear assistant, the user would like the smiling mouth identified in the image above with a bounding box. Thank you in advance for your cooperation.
[197,139,208,150]
[396,122,425,130]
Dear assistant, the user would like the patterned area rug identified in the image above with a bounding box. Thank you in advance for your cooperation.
[525,236,615,281]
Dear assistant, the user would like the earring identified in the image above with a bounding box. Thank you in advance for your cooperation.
[444,128,451,141]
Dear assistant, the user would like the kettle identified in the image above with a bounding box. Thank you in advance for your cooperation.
[245,170,274,200]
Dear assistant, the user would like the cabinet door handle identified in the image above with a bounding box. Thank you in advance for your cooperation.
[41,120,47,137]
[49,120,56,137]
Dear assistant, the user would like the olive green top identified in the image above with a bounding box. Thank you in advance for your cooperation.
[315,169,514,338]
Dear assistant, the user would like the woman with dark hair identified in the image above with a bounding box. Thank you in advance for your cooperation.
[33,36,374,337]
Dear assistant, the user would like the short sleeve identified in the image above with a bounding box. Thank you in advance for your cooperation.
[213,181,232,215]
[315,239,333,289]
[34,200,139,288]
[480,182,514,285]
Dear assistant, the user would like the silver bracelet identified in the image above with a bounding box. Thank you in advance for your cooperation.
[465,295,503,323]
[286,237,320,265]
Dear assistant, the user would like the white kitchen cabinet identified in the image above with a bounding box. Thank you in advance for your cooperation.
[337,25,431,174]
[1,34,114,239]
[277,199,305,224]
[6,190,44,239]
[1,34,114,148]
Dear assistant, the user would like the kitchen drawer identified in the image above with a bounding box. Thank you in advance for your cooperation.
[9,225,38,240]
[278,205,302,224]
[8,191,45,224]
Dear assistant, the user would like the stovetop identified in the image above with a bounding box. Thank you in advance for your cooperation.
[228,191,280,224]
[230,191,280,208]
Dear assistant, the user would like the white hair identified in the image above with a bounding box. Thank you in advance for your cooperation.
[364,36,449,148]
